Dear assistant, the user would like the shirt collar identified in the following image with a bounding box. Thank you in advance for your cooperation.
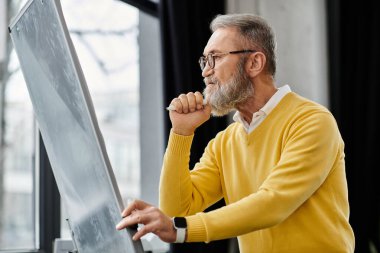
[233,85,292,124]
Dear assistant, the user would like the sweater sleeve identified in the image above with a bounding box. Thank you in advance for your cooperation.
[159,130,223,218]
[184,110,344,242]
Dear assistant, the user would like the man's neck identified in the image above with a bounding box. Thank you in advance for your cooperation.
[236,77,277,124]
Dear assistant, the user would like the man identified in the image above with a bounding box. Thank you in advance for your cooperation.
[116,13,355,252]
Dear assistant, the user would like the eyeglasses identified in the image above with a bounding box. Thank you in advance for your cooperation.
[198,50,256,70]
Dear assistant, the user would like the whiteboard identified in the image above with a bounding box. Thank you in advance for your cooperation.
[9,0,144,252]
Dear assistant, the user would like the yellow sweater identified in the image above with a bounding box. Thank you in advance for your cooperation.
[159,92,355,253]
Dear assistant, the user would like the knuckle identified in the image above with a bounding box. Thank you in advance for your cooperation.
[152,212,160,220]
[129,200,137,208]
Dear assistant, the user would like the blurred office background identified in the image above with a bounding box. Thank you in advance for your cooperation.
[0,0,378,252]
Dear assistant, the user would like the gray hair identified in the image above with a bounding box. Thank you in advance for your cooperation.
[210,13,277,76]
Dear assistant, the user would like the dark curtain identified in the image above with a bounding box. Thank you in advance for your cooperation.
[327,1,380,252]
[158,0,232,253]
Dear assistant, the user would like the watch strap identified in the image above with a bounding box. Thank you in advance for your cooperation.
[174,227,186,243]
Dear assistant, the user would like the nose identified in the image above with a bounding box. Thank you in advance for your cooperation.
[201,64,214,78]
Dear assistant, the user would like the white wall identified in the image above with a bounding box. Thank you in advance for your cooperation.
[227,0,329,107]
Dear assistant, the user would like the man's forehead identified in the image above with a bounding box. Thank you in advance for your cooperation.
[203,28,241,54]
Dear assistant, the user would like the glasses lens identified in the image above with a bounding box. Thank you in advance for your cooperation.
[199,57,206,70]
[207,54,214,69]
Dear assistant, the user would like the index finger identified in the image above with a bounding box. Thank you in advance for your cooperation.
[194,91,205,110]
[121,199,150,218]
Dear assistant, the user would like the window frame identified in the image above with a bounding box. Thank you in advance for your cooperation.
[37,134,61,253]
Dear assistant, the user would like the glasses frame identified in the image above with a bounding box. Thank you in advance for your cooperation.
[198,49,256,70]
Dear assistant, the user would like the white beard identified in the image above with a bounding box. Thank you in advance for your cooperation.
[203,59,254,116]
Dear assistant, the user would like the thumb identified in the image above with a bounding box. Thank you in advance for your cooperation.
[203,103,212,116]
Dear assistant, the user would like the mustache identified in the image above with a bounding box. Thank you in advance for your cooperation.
[204,76,219,85]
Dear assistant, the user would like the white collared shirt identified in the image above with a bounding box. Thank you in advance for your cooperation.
[233,85,291,134]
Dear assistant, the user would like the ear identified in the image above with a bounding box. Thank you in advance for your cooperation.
[245,52,266,77]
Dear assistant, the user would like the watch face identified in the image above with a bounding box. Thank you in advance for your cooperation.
[174,217,187,228]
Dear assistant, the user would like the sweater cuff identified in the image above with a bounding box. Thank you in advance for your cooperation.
[167,129,194,155]
[185,214,208,242]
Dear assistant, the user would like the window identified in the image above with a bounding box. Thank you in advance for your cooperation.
[0,0,162,252]
[0,49,36,251]
[0,0,36,250]
[58,0,141,237]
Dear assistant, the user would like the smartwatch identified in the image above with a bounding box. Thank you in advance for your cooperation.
[172,217,187,243]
